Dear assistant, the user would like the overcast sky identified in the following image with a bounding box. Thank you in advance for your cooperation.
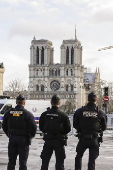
[1,0,113,89]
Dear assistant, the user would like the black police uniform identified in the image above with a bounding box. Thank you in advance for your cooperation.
[73,102,107,170]
[39,106,71,170]
[2,95,37,170]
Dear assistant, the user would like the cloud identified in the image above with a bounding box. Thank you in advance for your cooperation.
[53,0,73,6]
[0,0,60,17]
[53,0,102,7]
[53,0,113,24]
[0,0,62,25]
[1,0,26,4]
[92,7,113,23]
[83,0,113,24]
[3,52,29,87]
[9,21,74,40]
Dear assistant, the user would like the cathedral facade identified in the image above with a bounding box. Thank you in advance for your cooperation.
[28,32,100,107]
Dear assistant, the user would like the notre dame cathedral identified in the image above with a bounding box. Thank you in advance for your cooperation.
[28,30,100,107]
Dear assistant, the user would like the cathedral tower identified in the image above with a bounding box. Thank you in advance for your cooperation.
[30,37,54,65]
[60,28,82,65]
[29,38,54,98]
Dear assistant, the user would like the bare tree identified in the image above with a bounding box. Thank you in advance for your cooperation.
[95,79,107,109]
[4,79,27,99]
[59,99,76,115]
[107,82,113,113]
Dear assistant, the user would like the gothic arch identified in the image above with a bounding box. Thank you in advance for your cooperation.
[36,69,38,75]
[36,85,39,91]
[66,84,69,91]
[71,47,74,64]
[55,69,57,76]
[52,69,54,76]
[36,47,39,64]
[42,69,45,76]
[41,46,44,65]
[49,68,52,76]
[66,69,68,76]
[58,68,60,76]
[41,85,44,91]
[71,84,74,91]
[71,69,73,76]
[66,47,69,64]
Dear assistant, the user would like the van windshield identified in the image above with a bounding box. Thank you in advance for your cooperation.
[0,104,4,109]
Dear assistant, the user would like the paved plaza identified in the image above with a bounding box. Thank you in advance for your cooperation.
[0,132,113,170]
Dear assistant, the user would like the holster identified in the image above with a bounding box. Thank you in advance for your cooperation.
[43,133,68,146]
[75,133,81,139]
[61,135,68,146]
[57,134,68,146]
[98,132,103,143]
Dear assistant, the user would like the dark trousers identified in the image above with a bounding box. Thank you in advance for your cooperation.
[7,136,29,170]
[40,139,66,170]
[75,138,99,170]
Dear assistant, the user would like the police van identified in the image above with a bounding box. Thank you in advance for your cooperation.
[0,99,51,134]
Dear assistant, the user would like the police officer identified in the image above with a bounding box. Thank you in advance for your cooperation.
[2,94,37,170]
[73,92,107,170]
[39,94,71,170]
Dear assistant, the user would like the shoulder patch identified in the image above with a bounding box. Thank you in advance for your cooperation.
[46,113,58,117]
[10,111,23,116]
[83,111,98,118]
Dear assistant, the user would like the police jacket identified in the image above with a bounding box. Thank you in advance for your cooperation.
[73,102,107,136]
[2,105,37,138]
[39,106,71,138]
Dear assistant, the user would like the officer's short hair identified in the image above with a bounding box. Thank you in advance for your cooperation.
[16,94,26,105]
[46,107,50,111]
[88,92,97,102]
[51,94,60,106]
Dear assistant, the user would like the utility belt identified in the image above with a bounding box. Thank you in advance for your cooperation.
[43,133,68,146]
[76,133,98,139]
[82,134,98,139]
[43,133,66,139]
[76,131,103,145]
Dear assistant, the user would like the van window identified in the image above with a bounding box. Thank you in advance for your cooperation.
[1,104,12,114]
[0,104,4,109]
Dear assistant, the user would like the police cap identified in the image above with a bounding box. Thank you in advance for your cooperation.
[16,94,25,101]
[88,92,97,102]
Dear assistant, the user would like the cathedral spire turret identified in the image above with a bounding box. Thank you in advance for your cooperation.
[75,25,77,41]
[33,36,36,40]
